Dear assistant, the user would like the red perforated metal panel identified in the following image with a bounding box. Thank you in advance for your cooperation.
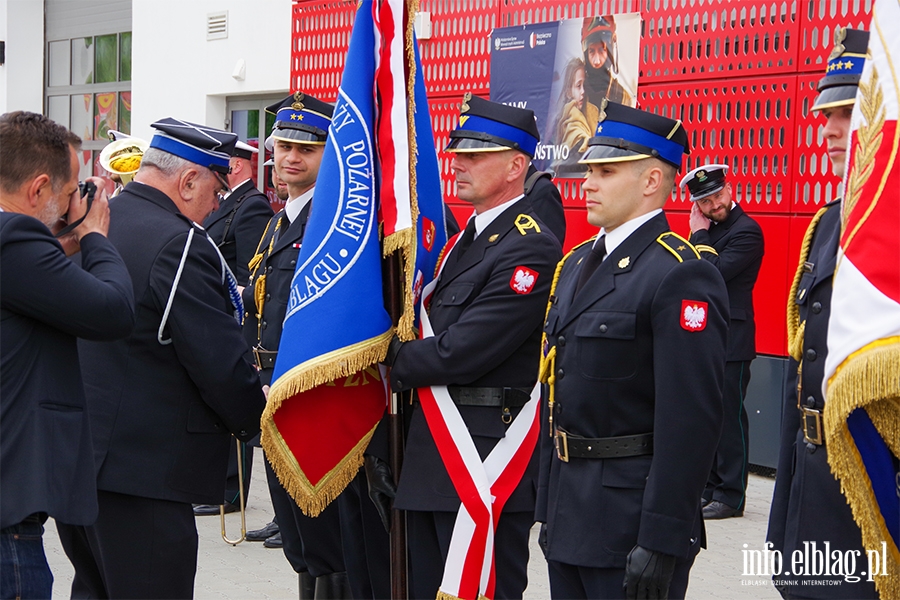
[797,0,872,72]
[292,1,357,102]
[639,76,797,213]
[418,0,497,97]
[428,95,464,203]
[791,73,844,213]
[640,0,799,82]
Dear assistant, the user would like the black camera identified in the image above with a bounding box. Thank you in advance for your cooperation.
[78,180,97,202]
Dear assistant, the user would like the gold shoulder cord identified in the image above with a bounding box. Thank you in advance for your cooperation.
[787,207,828,362]
[248,216,283,340]
[539,237,595,436]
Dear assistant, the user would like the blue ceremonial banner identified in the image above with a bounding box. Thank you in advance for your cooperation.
[411,38,449,323]
[263,0,394,515]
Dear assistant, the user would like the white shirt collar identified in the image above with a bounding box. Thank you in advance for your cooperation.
[595,208,662,258]
[285,187,315,223]
[465,194,526,238]
[223,178,252,200]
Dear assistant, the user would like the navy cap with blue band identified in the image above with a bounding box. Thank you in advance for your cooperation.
[579,100,690,169]
[149,117,237,175]
[446,93,541,158]
[812,28,869,112]
[266,92,335,145]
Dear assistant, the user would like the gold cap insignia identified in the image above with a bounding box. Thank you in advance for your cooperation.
[488,234,499,242]
[597,98,608,123]
[291,91,305,111]
[618,256,630,269]
[829,28,847,61]
[697,170,706,181]
[461,92,472,114]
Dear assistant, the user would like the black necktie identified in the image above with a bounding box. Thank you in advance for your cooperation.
[452,218,477,266]
[575,235,606,295]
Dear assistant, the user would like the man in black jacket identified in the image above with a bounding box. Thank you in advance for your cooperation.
[0,111,134,600]
[57,117,266,599]
[766,28,878,599]
[683,164,764,519]
[194,139,273,516]
[537,102,728,599]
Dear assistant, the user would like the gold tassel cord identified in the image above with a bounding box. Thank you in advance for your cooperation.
[824,340,900,600]
[787,207,828,362]
[538,239,593,437]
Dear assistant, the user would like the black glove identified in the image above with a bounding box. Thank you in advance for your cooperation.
[623,545,677,599]
[538,522,548,557]
[364,455,396,533]
[382,334,404,367]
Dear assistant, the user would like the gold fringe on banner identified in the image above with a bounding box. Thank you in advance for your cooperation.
[263,419,379,517]
[825,338,900,599]
[786,207,828,362]
[266,333,393,408]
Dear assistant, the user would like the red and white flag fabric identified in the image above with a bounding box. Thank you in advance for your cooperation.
[823,3,900,597]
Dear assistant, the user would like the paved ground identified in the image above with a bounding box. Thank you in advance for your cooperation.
[44,453,780,599]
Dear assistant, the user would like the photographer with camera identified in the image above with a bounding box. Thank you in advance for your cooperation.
[0,111,135,599]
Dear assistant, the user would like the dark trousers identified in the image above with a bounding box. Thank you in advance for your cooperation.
[547,553,696,600]
[0,513,52,600]
[704,360,751,510]
[264,455,345,577]
[406,510,533,600]
[337,469,390,599]
[224,441,253,506]
[57,490,197,599]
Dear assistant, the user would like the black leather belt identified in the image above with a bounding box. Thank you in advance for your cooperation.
[253,347,278,370]
[446,386,531,408]
[554,428,653,462]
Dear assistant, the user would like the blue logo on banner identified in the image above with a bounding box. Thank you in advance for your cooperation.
[286,91,376,318]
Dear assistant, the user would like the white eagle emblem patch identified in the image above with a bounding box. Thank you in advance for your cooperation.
[681,300,708,331]
[510,266,538,295]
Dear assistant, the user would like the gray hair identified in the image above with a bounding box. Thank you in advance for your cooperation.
[140,148,195,176]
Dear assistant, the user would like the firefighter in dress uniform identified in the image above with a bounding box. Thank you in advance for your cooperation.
[536,101,730,599]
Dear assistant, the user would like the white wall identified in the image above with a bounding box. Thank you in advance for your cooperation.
[1,0,45,114]
[131,0,291,139]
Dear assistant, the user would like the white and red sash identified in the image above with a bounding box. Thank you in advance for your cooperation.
[416,237,541,600]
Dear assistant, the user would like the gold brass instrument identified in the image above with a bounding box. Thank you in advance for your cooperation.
[99,136,148,187]
[220,437,248,545]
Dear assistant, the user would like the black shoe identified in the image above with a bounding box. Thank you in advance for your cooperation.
[314,571,351,600]
[263,532,283,548]
[193,501,239,516]
[246,520,279,542]
[299,571,316,600]
[701,496,713,508]
[702,500,743,519]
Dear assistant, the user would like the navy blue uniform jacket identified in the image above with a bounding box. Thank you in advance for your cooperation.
[77,182,266,506]
[766,200,876,597]
[536,213,729,568]
[689,203,764,361]
[242,204,311,386]
[203,179,273,284]
[0,214,134,528]
[389,200,562,513]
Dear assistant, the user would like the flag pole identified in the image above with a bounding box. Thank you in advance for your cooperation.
[385,252,409,599]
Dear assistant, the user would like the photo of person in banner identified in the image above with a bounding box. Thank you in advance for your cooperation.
[581,16,631,108]
[552,58,600,161]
